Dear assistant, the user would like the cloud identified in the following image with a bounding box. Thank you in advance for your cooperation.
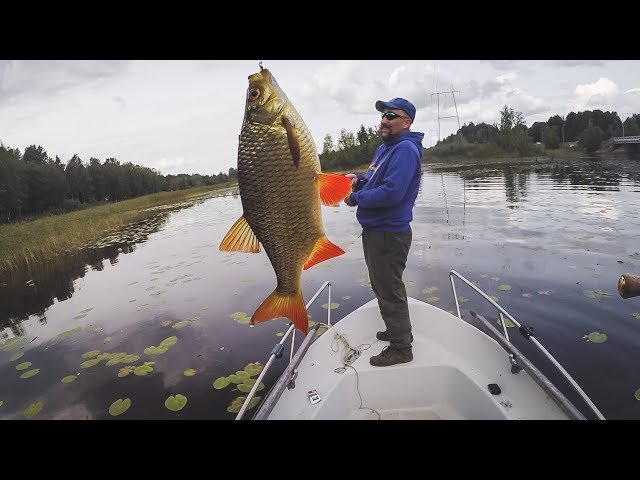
[548,60,606,67]
[0,60,130,106]
[152,157,198,175]
[570,77,620,110]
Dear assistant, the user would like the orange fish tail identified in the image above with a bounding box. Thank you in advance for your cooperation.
[251,289,309,335]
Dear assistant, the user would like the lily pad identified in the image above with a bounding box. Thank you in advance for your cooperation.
[16,361,32,371]
[213,376,231,389]
[80,358,101,368]
[498,284,512,292]
[3,336,27,352]
[227,396,261,413]
[118,366,135,377]
[587,332,607,343]
[134,364,154,376]
[422,286,439,294]
[58,327,82,339]
[321,302,340,310]
[583,290,612,299]
[635,388,640,401]
[144,345,169,355]
[20,369,40,379]
[120,354,140,364]
[165,394,188,411]
[237,380,265,393]
[496,316,516,328]
[425,297,439,303]
[229,371,250,384]
[24,401,44,418]
[0,400,3,407]
[9,352,24,361]
[109,398,131,416]
[172,320,190,329]
[81,350,101,359]
[160,336,178,348]
[61,375,78,383]
[244,362,263,376]
[184,369,197,377]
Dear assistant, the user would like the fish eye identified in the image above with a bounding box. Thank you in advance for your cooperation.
[249,88,260,100]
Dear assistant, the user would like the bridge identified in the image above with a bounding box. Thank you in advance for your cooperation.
[612,135,640,144]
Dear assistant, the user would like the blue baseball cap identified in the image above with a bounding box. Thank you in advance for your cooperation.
[375,97,416,122]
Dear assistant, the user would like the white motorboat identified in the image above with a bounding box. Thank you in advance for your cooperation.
[235,270,606,420]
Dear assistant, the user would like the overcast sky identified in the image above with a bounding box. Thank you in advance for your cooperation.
[1,59,639,176]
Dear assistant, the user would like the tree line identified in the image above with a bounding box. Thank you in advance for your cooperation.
[319,107,640,169]
[0,143,238,224]
[452,108,640,153]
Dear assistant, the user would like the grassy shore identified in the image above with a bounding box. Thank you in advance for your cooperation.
[0,183,234,275]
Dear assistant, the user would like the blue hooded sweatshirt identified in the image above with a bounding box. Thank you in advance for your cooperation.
[349,131,424,232]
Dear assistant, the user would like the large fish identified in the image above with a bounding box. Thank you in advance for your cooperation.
[219,67,352,335]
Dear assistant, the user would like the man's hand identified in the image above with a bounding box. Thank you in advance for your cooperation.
[344,194,354,207]
[345,173,357,185]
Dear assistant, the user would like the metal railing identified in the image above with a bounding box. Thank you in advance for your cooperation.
[449,269,605,420]
[235,281,333,420]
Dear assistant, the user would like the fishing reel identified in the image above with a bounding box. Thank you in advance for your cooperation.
[353,177,368,192]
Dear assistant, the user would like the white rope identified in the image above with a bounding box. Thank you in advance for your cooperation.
[329,330,381,420]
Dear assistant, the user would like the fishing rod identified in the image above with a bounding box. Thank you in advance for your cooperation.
[618,273,640,299]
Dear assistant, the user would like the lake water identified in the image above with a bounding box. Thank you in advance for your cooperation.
[1,156,640,420]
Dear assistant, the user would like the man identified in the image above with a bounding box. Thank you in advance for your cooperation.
[344,97,424,367]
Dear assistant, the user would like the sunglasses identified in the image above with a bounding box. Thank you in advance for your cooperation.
[381,111,408,121]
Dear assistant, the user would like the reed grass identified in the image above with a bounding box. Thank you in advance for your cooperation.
[0,184,234,275]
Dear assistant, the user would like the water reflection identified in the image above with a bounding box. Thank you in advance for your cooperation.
[1,158,640,420]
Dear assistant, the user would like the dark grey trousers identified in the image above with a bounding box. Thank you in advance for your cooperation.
[362,229,413,352]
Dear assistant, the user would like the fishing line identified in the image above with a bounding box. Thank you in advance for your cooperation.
[441,172,449,226]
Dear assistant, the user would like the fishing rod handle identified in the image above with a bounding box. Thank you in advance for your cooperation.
[618,274,640,299]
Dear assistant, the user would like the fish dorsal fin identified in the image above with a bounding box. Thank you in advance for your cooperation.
[281,115,300,168]
[316,172,353,206]
[303,235,345,270]
[219,215,260,253]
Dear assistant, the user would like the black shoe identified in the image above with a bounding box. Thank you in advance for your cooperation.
[376,330,390,341]
[376,331,413,343]
[369,346,413,367]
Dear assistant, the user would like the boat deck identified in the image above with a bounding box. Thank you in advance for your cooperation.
[265,298,571,420]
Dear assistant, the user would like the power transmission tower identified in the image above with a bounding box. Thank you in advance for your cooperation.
[431,90,461,141]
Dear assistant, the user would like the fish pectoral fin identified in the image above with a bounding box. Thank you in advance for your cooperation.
[303,236,345,270]
[219,215,260,253]
[252,289,309,335]
[281,115,300,169]
[316,172,353,206]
